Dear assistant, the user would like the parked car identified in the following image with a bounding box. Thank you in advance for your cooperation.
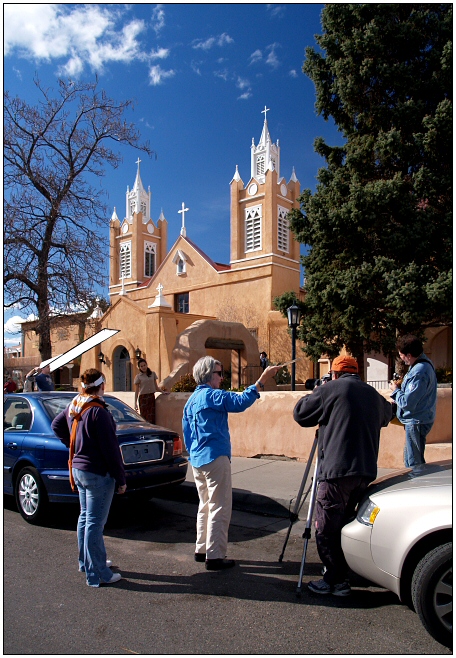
[341,460,452,648]
[4,392,188,524]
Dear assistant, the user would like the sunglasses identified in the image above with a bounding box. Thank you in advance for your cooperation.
[213,370,223,377]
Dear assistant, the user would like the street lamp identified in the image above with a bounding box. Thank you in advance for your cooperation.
[98,351,106,365]
[287,304,302,391]
[135,347,142,360]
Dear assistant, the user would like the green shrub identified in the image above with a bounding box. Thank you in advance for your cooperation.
[435,366,452,384]
[171,373,197,392]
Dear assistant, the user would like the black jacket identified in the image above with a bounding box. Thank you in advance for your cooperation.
[293,374,393,481]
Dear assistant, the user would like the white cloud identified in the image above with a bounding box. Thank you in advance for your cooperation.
[289,69,298,78]
[266,4,285,18]
[214,69,229,81]
[149,47,170,61]
[4,316,25,334]
[5,5,148,76]
[149,64,176,86]
[265,43,280,69]
[238,91,252,101]
[191,61,202,76]
[151,4,165,34]
[192,33,234,51]
[249,49,263,65]
[236,76,250,91]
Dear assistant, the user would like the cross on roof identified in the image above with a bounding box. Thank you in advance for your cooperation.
[178,202,189,237]
[136,157,141,167]
[261,106,270,121]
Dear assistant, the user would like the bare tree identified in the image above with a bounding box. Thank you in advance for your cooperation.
[4,77,153,360]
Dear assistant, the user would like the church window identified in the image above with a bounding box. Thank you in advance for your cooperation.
[120,241,132,278]
[277,206,290,253]
[256,156,265,177]
[144,242,156,278]
[129,199,136,217]
[140,201,147,216]
[245,205,262,252]
[175,292,189,314]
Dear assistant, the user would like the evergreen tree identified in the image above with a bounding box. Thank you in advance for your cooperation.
[279,4,452,376]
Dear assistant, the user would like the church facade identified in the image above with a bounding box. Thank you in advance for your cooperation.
[80,112,312,390]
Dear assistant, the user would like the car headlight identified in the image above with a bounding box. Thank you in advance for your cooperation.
[357,498,380,526]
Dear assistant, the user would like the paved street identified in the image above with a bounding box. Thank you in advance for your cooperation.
[4,484,449,656]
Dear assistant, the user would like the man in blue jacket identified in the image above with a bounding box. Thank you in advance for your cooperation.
[390,334,437,468]
[183,356,280,571]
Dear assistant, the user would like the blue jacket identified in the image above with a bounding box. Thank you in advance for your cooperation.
[183,384,260,468]
[390,354,437,425]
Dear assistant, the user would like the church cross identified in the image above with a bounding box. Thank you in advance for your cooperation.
[136,157,141,167]
[261,106,270,121]
[157,283,164,296]
[178,202,189,237]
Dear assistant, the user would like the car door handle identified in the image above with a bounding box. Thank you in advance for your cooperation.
[7,442,18,449]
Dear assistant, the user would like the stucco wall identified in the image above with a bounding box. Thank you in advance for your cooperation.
[111,388,452,470]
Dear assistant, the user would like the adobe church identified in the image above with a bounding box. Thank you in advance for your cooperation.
[80,110,312,390]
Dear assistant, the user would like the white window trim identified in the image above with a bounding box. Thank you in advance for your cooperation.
[119,241,132,278]
[245,204,262,253]
[172,249,188,276]
[144,242,156,277]
[277,205,290,253]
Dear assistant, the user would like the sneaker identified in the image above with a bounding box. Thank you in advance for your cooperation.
[103,573,122,584]
[332,581,351,597]
[194,553,206,563]
[79,560,112,572]
[308,579,332,595]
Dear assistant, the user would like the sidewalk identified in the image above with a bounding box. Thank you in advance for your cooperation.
[159,455,399,519]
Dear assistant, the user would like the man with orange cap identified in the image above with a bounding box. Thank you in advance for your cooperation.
[293,354,393,597]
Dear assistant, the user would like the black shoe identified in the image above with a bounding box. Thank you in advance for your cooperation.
[194,553,206,563]
[205,558,235,571]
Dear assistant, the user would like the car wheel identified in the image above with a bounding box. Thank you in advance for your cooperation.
[15,467,48,524]
[411,542,452,648]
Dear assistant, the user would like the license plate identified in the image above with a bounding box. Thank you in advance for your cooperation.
[121,440,164,465]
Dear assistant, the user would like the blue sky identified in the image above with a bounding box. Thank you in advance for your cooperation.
[4,3,345,346]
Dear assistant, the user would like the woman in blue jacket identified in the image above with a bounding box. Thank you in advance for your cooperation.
[183,357,280,570]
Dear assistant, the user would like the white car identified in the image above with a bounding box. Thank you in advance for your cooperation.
[341,460,452,648]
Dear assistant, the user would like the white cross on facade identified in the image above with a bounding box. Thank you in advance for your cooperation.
[157,283,164,296]
[136,157,141,167]
[261,105,270,121]
[178,202,189,237]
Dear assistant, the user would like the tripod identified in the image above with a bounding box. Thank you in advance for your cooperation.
[278,430,320,596]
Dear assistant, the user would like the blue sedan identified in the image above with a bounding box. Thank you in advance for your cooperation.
[4,392,188,524]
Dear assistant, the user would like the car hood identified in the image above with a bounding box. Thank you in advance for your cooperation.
[367,460,452,497]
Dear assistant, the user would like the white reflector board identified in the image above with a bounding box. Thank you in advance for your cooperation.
[46,329,120,372]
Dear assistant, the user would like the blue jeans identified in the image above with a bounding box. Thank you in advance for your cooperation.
[404,423,433,467]
[72,468,116,587]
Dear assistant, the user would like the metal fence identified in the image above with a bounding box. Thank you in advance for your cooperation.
[367,380,390,390]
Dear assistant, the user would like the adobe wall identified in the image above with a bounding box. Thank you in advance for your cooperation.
[112,388,452,470]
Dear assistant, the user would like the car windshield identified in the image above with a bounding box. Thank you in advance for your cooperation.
[42,396,144,424]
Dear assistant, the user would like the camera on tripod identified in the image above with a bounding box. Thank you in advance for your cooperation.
[304,373,332,390]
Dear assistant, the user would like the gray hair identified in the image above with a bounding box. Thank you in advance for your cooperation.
[193,356,222,385]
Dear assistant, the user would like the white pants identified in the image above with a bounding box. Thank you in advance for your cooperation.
[192,455,232,560]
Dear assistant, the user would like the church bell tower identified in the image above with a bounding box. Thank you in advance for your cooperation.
[229,108,301,293]
[109,159,168,298]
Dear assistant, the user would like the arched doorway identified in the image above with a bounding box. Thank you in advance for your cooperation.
[113,346,132,391]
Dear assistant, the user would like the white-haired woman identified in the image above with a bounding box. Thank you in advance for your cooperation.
[183,356,281,570]
[51,368,126,587]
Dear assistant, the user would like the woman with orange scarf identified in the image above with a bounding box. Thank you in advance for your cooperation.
[51,369,126,587]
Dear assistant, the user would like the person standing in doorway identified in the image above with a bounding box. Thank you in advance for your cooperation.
[134,358,168,424]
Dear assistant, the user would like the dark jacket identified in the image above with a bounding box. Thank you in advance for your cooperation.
[293,374,393,481]
[51,402,126,488]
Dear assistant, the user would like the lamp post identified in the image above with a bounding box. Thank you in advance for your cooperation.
[287,304,302,391]
[135,347,142,360]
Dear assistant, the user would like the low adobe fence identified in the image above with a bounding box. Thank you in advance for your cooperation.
[112,388,452,470]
